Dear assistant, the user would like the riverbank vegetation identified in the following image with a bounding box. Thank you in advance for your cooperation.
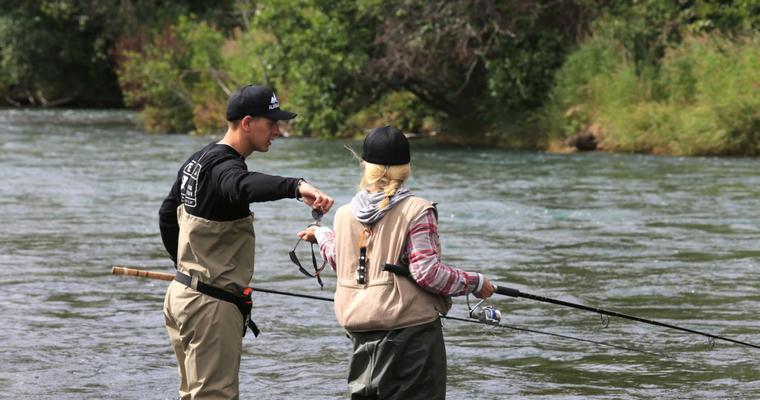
[543,3,759,156]
[0,1,757,155]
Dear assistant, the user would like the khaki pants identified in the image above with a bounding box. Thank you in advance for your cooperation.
[347,319,447,400]
[164,280,244,400]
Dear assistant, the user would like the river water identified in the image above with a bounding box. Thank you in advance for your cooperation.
[1,109,758,399]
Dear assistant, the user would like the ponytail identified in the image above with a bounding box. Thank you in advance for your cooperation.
[359,162,411,209]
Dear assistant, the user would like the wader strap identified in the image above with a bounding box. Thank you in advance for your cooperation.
[382,263,410,277]
[175,271,260,338]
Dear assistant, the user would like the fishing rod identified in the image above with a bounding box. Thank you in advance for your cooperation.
[493,284,760,350]
[111,266,335,302]
[112,266,665,357]
[382,263,759,351]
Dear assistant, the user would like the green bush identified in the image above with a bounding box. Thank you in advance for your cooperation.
[250,0,376,137]
[542,32,759,156]
[541,33,628,140]
[347,91,442,137]
[120,0,377,137]
[118,16,230,134]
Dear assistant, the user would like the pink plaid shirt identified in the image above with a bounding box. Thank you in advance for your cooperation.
[315,209,482,296]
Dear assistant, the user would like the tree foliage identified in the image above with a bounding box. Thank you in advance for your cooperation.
[0,0,756,155]
[251,0,379,137]
[247,0,592,136]
[364,1,589,116]
[118,17,230,133]
[0,0,241,107]
[0,0,119,106]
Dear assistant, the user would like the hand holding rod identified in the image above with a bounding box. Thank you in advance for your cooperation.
[494,284,760,350]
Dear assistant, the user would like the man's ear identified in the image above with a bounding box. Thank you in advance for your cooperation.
[241,115,253,130]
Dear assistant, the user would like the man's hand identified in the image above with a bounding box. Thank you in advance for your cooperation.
[474,276,495,299]
[297,226,318,244]
[298,181,334,214]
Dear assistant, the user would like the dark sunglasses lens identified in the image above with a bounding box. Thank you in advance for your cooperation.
[289,251,301,267]
[290,251,315,277]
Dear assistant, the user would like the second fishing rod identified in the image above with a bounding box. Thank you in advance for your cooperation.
[493,284,760,349]
[382,263,759,350]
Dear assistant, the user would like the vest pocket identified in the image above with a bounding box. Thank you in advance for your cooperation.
[337,276,393,289]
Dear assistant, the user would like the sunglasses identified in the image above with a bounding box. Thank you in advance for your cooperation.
[289,236,327,289]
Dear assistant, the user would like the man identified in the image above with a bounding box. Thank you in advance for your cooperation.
[159,84,333,399]
[298,126,494,399]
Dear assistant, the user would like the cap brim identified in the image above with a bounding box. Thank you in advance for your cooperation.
[263,109,297,120]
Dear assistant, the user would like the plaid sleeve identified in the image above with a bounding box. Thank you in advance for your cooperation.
[315,227,337,271]
[406,209,481,296]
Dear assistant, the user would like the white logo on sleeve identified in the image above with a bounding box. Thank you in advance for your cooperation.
[269,94,280,110]
[180,160,202,207]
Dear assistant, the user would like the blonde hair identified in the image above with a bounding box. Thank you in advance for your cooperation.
[359,161,411,209]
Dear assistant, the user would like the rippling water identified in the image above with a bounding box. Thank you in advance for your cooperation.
[1,110,759,399]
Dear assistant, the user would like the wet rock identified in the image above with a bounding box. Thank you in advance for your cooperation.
[566,132,597,151]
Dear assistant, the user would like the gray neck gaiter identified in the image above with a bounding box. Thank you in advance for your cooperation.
[350,188,412,225]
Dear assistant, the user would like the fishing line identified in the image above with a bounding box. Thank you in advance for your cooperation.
[441,315,670,358]
[249,285,667,358]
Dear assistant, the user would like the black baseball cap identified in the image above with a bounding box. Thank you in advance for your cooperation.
[226,85,297,121]
[362,125,410,165]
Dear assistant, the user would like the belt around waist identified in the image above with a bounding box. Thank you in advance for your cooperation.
[174,271,242,304]
[174,271,259,337]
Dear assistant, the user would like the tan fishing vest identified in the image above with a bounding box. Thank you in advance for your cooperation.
[334,196,452,332]
[175,204,255,293]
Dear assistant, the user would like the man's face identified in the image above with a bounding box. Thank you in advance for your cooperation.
[245,116,280,152]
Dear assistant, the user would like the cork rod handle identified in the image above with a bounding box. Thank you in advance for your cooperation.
[112,266,174,281]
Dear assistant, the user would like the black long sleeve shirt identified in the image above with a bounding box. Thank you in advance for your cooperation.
[158,142,300,263]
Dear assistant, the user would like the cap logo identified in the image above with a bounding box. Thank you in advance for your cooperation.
[269,94,280,110]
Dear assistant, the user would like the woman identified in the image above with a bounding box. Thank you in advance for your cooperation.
[298,125,494,400]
